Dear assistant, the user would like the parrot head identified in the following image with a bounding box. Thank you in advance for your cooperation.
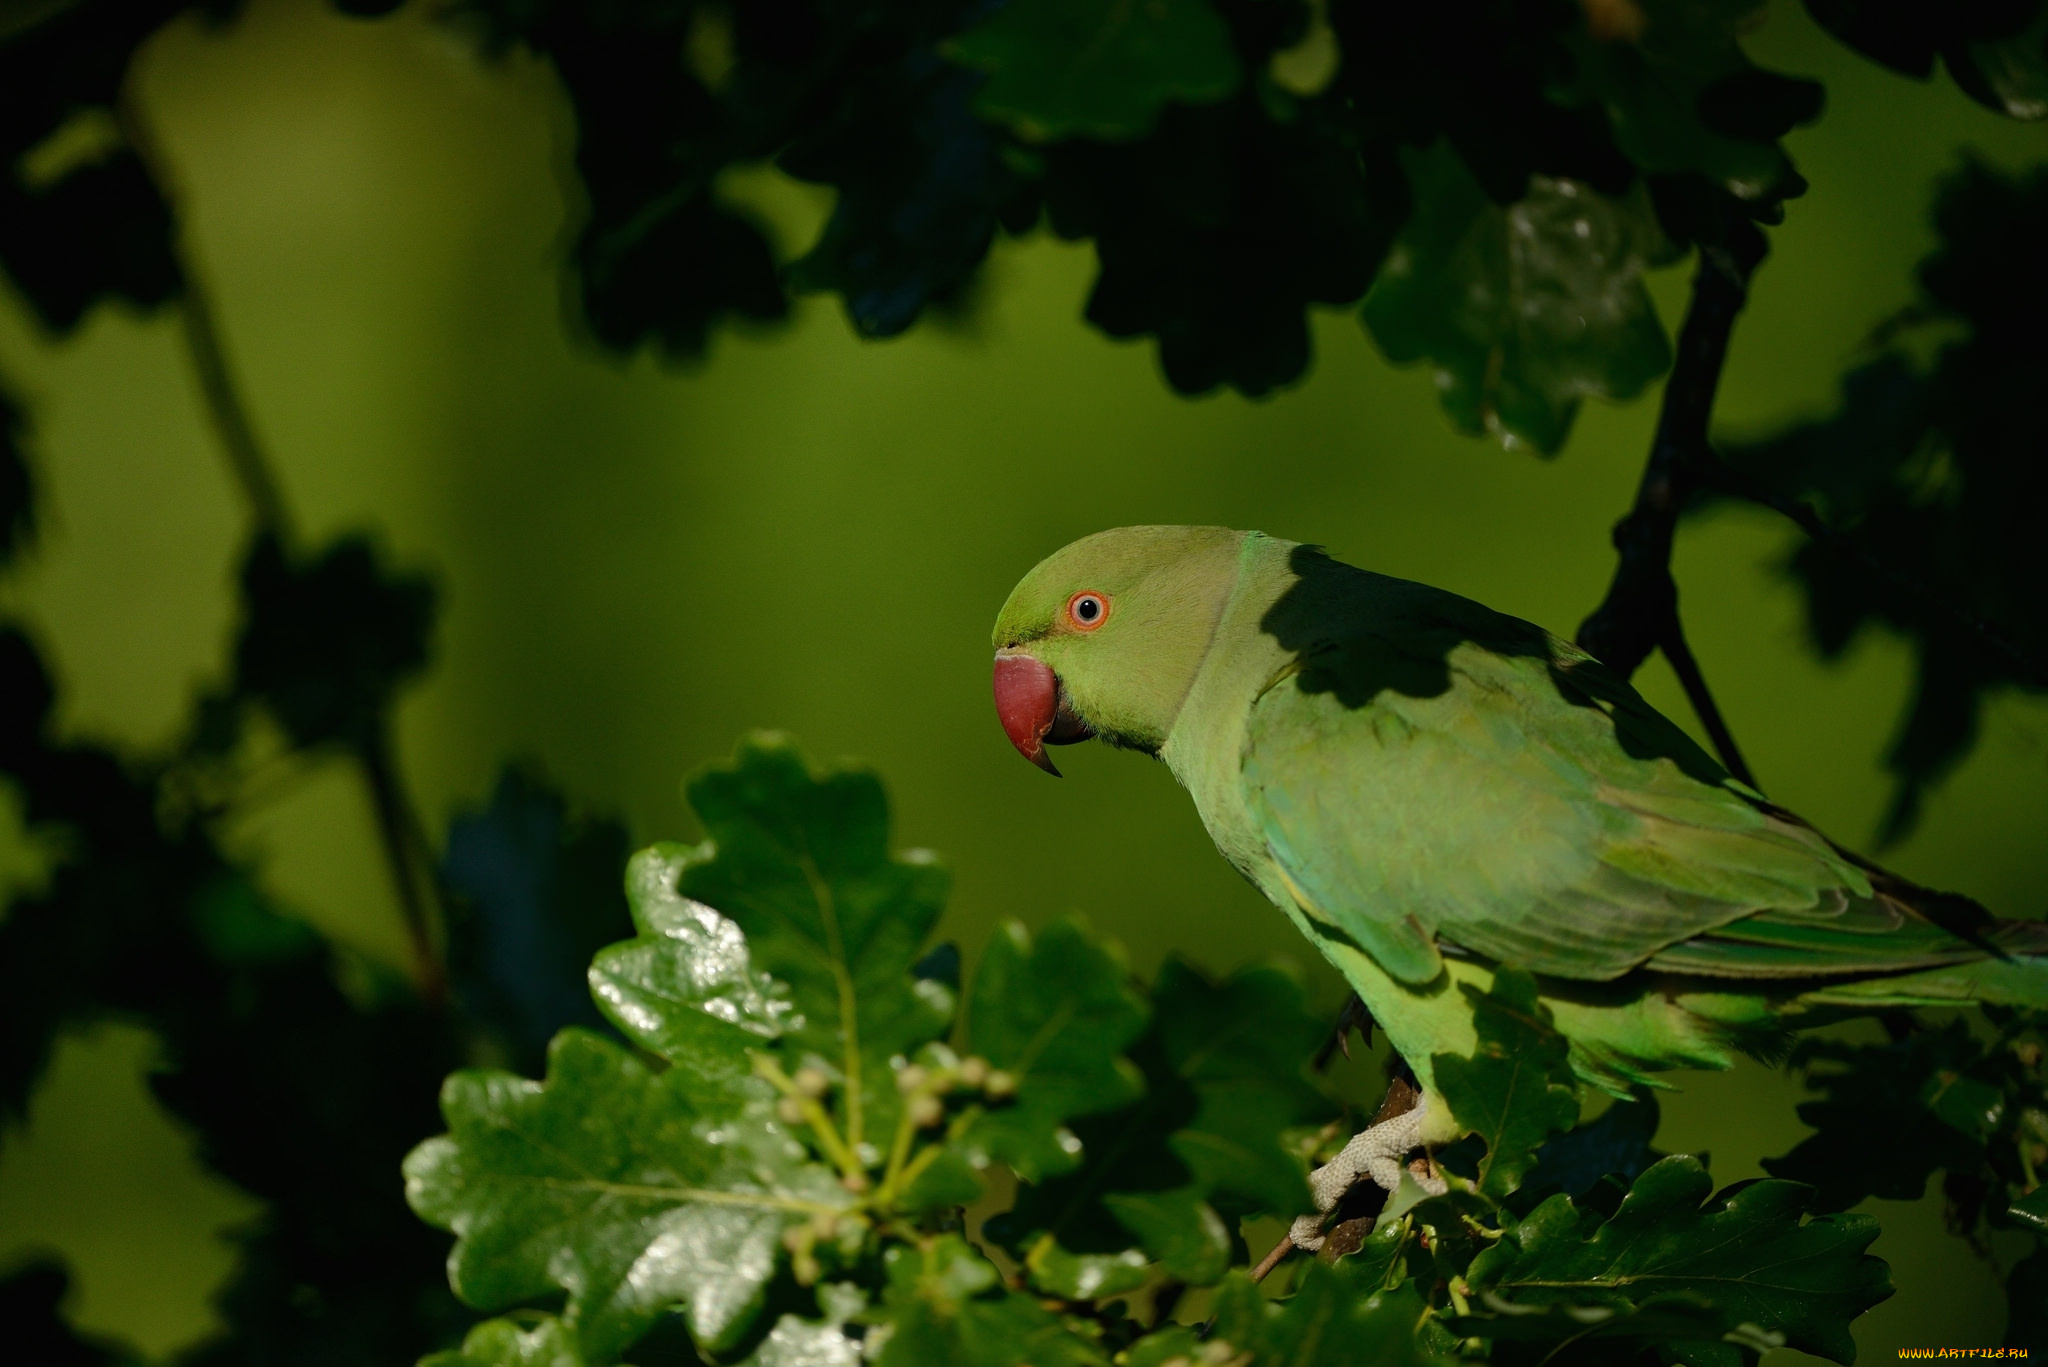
[990,525,1247,774]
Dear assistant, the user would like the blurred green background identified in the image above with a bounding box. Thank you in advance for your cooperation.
[0,0,2043,1357]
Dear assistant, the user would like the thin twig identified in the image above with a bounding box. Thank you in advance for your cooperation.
[1658,613,1756,789]
[113,89,292,541]
[1577,207,1768,784]
[117,85,447,1001]
[360,725,448,1006]
[1250,1233,1294,1283]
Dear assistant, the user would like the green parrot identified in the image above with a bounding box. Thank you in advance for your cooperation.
[990,526,2048,1242]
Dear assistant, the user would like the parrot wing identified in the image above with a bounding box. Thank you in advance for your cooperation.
[1238,575,1943,987]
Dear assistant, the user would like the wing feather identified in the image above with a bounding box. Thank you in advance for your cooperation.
[1239,598,1874,985]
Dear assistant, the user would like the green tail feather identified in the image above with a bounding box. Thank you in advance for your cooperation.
[1795,951,2048,1011]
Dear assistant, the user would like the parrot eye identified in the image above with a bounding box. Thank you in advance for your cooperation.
[1066,592,1109,631]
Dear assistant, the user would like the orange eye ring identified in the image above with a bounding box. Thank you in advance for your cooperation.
[1066,591,1110,631]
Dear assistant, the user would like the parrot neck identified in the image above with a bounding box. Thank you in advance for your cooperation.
[1159,532,1302,875]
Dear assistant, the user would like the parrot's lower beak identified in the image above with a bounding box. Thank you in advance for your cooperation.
[993,651,1093,776]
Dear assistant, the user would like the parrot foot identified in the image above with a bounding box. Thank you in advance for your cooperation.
[1288,1099,1446,1252]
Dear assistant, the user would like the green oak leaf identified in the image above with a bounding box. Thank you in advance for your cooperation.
[1466,1155,1892,1365]
[1921,1067,2008,1139]
[1207,1267,1455,1366]
[1121,1328,1203,1367]
[1433,968,1580,1199]
[588,843,794,1078]
[404,1028,847,1360]
[1151,959,1328,1213]
[958,916,1146,1181]
[991,959,1331,1286]
[1021,1235,1151,1301]
[1364,142,1676,456]
[421,1316,585,1367]
[948,0,1240,142]
[1100,1189,1231,1284]
[677,733,953,1156]
[868,1235,1105,1367]
[739,1282,867,1367]
[1555,0,1812,205]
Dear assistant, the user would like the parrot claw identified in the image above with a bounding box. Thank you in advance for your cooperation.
[1290,1098,1446,1252]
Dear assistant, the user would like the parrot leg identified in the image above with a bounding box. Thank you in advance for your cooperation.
[1288,1097,1447,1251]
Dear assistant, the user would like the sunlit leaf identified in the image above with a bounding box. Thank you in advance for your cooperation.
[588,843,793,1079]
[1433,968,1580,1198]
[676,734,954,1152]
[404,1029,847,1359]
[421,1315,585,1367]
[738,1282,867,1367]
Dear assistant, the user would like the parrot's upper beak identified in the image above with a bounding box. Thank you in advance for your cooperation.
[993,651,1093,776]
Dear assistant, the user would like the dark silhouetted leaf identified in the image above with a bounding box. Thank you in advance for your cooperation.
[1467,1156,1892,1364]
[949,0,1239,141]
[1719,159,2048,840]
[233,534,435,752]
[1764,1025,1989,1210]
[1948,5,2048,119]
[783,55,1027,338]
[1804,0,2048,121]
[1,1260,132,1367]
[1697,69,1827,141]
[0,148,181,332]
[0,383,33,566]
[1556,0,1809,209]
[1044,97,1401,397]
[1525,1088,1667,1198]
[2010,1241,2048,1350]
[445,766,635,1072]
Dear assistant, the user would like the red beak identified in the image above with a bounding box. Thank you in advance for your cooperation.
[993,653,1091,776]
